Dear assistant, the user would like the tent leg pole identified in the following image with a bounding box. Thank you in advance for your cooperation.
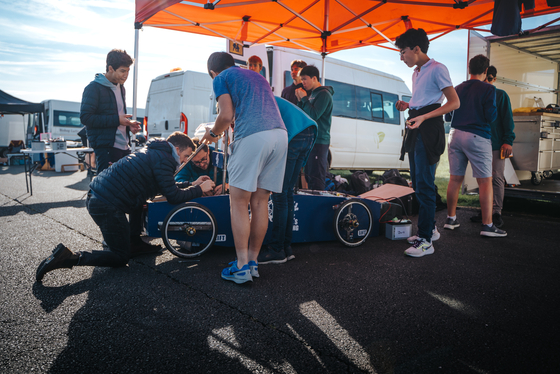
[132,27,140,151]
[321,54,326,86]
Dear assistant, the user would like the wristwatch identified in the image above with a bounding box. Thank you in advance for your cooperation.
[209,129,220,138]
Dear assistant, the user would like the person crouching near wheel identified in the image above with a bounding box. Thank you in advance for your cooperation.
[175,138,227,196]
[36,132,215,282]
[202,52,288,284]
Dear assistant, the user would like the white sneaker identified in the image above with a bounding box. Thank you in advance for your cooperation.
[404,238,434,257]
[407,227,440,244]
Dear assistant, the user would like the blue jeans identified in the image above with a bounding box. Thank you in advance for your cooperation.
[408,133,437,241]
[80,194,130,267]
[270,127,315,251]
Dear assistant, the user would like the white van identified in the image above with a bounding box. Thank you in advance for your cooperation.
[0,114,27,158]
[224,45,412,171]
[36,100,144,143]
[144,70,214,139]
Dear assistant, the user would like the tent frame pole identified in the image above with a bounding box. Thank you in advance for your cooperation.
[132,26,140,151]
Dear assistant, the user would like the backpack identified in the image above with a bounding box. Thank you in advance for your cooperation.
[350,171,372,195]
[325,172,336,191]
[381,169,409,187]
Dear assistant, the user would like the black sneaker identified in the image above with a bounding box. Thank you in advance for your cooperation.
[36,244,79,282]
[470,212,482,223]
[444,217,460,230]
[480,224,507,237]
[130,240,162,257]
[284,246,295,261]
[492,213,504,228]
[257,245,287,264]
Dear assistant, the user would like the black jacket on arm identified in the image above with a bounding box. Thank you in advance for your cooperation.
[80,80,130,149]
[89,139,202,214]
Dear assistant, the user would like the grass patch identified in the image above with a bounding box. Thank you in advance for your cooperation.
[330,138,481,208]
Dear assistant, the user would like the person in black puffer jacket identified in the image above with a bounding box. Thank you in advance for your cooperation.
[36,132,215,282]
[80,49,141,174]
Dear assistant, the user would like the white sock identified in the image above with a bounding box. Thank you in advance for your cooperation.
[484,223,493,227]
[447,215,456,220]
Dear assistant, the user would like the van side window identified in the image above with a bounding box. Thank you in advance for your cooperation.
[382,93,400,125]
[370,92,383,120]
[284,70,293,89]
[327,80,356,118]
[356,86,372,120]
[54,110,83,128]
[325,78,403,125]
[401,95,412,122]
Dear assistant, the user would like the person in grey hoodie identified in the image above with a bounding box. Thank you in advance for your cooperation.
[80,49,153,255]
[80,49,141,174]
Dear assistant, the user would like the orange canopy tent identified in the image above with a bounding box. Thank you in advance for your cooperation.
[130,0,560,113]
[135,0,560,54]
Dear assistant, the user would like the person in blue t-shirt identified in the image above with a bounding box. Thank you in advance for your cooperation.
[258,97,317,265]
[444,54,506,238]
[201,52,288,284]
[469,65,515,228]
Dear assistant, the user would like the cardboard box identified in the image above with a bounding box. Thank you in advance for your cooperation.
[385,222,412,240]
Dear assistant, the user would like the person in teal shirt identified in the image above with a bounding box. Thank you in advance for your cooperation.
[258,97,317,264]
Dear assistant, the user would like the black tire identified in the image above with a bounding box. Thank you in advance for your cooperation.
[161,202,217,258]
[531,172,542,186]
[543,170,553,179]
[333,199,373,247]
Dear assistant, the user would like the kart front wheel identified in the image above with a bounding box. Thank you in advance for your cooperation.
[161,202,217,258]
[333,199,373,247]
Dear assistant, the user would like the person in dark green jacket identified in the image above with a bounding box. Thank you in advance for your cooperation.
[296,65,334,190]
[470,66,515,227]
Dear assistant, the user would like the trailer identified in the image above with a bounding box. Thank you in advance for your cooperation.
[465,27,560,201]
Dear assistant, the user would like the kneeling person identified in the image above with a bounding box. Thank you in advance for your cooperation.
[36,132,215,282]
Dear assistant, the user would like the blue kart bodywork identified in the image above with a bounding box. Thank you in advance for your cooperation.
[144,192,381,257]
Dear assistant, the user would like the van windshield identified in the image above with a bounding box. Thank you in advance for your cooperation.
[54,110,82,127]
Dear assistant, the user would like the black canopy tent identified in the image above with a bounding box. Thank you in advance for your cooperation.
[0,89,43,115]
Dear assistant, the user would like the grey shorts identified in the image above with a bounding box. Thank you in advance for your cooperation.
[448,128,492,178]
[227,128,288,193]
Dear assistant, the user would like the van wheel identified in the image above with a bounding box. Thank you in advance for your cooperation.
[327,150,332,169]
[0,148,8,158]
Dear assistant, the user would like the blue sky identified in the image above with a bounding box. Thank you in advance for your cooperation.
[1,0,558,109]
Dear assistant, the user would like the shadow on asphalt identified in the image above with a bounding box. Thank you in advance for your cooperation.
[0,199,86,216]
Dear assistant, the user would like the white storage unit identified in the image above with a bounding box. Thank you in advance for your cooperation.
[512,113,560,184]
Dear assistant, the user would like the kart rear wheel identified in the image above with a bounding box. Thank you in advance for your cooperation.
[161,202,217,258]
[333,199,373,247]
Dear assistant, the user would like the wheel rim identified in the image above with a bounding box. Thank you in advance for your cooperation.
[333,200,373,247]
[161,203,217,258]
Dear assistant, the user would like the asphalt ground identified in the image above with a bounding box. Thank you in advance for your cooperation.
[1,165,559,374]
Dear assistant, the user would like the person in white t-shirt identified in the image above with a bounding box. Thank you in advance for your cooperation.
[394,28,460,258]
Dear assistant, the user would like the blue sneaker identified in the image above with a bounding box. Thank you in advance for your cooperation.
[221,261,253,284]
[248,260,259,278]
